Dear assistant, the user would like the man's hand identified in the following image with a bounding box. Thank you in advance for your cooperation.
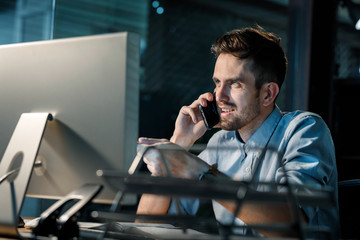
[137,137,210,179]
[170,92,218,149]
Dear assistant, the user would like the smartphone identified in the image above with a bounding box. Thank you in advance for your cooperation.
[199,93,220,130]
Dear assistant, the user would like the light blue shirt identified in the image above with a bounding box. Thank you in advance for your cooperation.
[168,106,339,238]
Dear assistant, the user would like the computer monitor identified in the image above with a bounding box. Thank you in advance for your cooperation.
[0,32,139,205]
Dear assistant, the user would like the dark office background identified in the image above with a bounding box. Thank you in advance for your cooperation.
[0,0,360,235]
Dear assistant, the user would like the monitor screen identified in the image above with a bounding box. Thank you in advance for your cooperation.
[0,32,139,204]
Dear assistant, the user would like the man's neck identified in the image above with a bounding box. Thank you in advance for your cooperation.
[237,106,274,143]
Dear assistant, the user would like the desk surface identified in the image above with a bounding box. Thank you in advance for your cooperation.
[0,222,275,240]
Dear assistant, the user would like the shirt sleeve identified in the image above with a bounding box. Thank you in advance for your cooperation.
[276,112,337,222]
[168,197,200,216]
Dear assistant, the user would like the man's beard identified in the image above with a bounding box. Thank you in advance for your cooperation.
[220,97,260,131]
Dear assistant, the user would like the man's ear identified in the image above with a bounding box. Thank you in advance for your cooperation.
[262,82,279,107]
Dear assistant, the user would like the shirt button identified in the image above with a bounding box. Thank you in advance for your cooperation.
[245,167,250,173]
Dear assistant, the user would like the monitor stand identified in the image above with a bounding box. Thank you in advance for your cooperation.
[0,113,52,238]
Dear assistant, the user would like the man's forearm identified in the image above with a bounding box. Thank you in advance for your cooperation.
[136,194,171,222]
[218,199,306,237]
[170,135,196,150]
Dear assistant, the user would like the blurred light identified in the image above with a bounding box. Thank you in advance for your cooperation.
[152,1,160,8]
[156,7,164,15]
[344,0,360,30]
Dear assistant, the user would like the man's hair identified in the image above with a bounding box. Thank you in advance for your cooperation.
[211,26,287,90]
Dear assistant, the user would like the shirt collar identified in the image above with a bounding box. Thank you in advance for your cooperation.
[244,106,283,153]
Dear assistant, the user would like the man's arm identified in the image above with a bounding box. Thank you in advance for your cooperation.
[200,170,307,237]
[136,92,215,221]
[135,141,209,219]
[217,197,307,237]
[136,194,171,222]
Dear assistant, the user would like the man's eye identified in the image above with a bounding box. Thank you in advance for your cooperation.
[231,81,241,87]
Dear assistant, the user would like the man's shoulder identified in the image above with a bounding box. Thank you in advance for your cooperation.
[280,110,325,128]
[279,110,330,138]
[281,110,322,120]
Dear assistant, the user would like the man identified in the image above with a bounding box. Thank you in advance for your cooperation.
[136,26,339,238]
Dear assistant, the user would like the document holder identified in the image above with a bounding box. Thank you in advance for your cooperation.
[96,172,336,239]
[0,113,52,238]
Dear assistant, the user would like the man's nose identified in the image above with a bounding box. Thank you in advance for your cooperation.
[216,85,230,102]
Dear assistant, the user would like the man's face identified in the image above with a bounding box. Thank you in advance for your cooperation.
[212,53,261,131]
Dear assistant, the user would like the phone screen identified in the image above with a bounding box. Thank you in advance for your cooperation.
[199,93,220,130]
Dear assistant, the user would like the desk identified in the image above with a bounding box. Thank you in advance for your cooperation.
[1,222,275,240]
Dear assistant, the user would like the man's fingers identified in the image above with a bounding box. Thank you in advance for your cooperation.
[144,156,166,176]
[197,92,214,106]
[138,137,169,145]
[180,106,199,124]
